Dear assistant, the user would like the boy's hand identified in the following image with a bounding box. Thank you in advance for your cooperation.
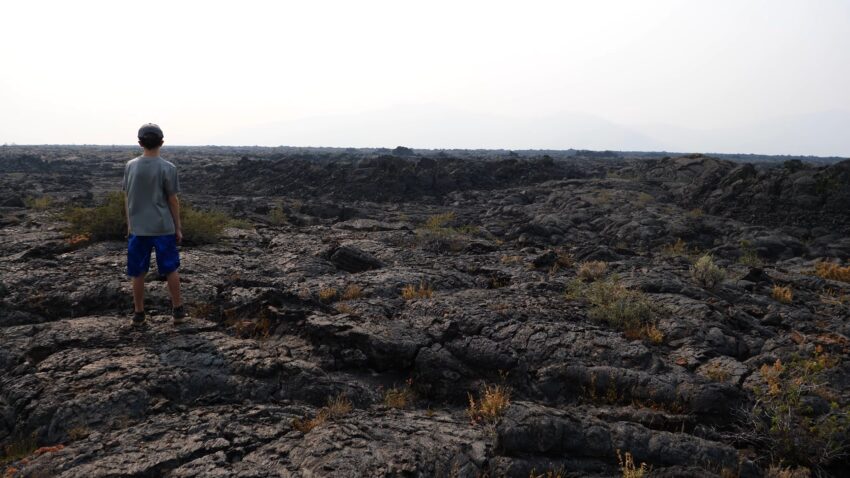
[175,229,183,245]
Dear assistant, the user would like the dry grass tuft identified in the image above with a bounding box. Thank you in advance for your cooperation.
[341,284,363,300]
[467,384,511,424]
[765,465,811,478]
[772,285,793,304]
[662,238,688,256]
[814,261,850,283]
[617,450,649,478]
[384,381,416,409]
[318,287,338,303]
[291,393,352,434]
[401,282,433,300]
[529,467,567,478]
[577,261,607,281]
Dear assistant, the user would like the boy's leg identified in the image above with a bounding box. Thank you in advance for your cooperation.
[153,234,183,319]
[166,270,182,308]
[127,234,153,320]
[132,275,146,313]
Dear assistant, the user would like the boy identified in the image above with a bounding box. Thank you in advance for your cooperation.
[123,123,186,325]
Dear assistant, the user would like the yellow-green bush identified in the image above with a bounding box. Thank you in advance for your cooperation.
[691,254,726,289]
[567,277,660,342]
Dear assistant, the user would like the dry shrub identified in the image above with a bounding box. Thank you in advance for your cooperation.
[67,427,89,441]
[772,285,793,304]
[341,284,362,300]
[556,250,574,268]
[529,467,567,478]
[814,261,850,283]
[467,384,511,424]
[401,282,433,300]
[500,255,523,265]
[662,238,688,256]
[577,261,607,281]
[335,303,354,315]
[691,254,726,289]
[384,381,416,409]
[292,393,352,434]
[617,450,649,478]
[318,287,338,303]
[765,465,811,478]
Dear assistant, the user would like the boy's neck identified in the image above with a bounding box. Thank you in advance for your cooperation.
[142,148,160,157]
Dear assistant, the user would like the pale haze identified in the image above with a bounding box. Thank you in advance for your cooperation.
[1,0,849,156]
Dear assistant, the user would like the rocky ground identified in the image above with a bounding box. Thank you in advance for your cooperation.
[1,146,849,477]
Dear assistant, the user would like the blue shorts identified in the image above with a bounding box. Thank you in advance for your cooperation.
[127,234,180,277]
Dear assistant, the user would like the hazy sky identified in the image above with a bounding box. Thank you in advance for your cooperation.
[1,0,849,155]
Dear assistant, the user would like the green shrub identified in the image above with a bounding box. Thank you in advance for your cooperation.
[567,277,660,342]
[269,202,288,225]
[691,254,726,289]
[63,191,126,240]
[24,195,53,210]
[62,192,237,244]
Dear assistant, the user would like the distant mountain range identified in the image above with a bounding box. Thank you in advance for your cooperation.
[210,106,850,158]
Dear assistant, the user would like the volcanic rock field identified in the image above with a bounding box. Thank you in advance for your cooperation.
[1,146,849,477]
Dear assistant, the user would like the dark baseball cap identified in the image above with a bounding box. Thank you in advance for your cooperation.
[138,123,164,139]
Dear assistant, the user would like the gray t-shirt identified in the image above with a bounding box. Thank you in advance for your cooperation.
[122,156,180,236]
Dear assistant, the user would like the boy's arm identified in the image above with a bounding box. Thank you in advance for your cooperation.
[124,193,130,238]
[167,194,182,244]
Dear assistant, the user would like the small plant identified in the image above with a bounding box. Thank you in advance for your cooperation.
[424,212,456,231]
[62,192,237,244]
[765,465,811,478]
[556,250,574,268]
[500,255,523,265]
[1,434,37,466]
[24,195,53,210]
[814,261,850,283]
[67,426,90,441]
[568,278,659,342]
[691,254,726,289]
[318,287,338,303]
[335,303,354,314]
[702,363,731,382]
[467,383,511,424]
[291,393,352,434]
[269,202,287,225]
[384,380,416,409]
[529,467,567,478]
[325,393,353,417]
[617,450,649,478]
[687,208,704,218]
[772,285,793,304]
[662,238,688,256]
[341,284,362,300]
[635,192,654,206]
[415,211,478,252]
[744,349,850,471]
[737,240,764,267]
[577,261,607,281]
[401,282,433,300]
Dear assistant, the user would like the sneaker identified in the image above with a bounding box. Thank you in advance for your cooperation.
[172,305,187,324]
[131,311,146,326]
